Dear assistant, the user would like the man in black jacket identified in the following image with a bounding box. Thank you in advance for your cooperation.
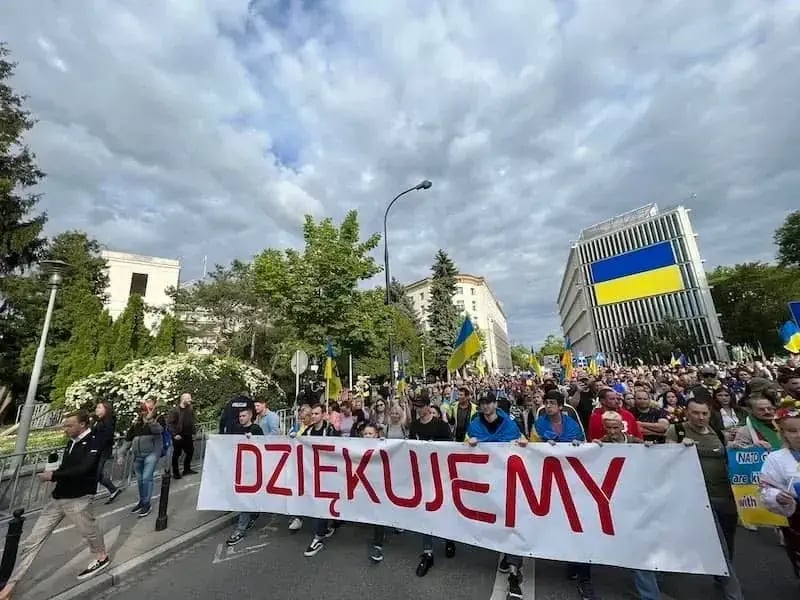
[0,410,110,599]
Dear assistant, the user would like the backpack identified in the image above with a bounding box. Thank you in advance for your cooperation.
[158,415,172,458]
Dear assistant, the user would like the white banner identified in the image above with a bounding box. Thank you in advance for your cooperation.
[197,435,727,576]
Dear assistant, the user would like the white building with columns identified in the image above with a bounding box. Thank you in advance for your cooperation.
[404,273,513,373]
[101,250,181,331]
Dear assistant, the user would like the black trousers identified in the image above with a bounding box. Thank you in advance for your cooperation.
[172,436,194,474]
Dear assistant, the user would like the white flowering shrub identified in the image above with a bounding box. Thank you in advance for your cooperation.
[65,354,284,429]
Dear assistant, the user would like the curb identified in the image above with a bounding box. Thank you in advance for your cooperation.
[49,512,232,600]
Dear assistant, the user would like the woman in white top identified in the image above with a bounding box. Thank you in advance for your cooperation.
[383,404,408,439]
[759,401,800,578]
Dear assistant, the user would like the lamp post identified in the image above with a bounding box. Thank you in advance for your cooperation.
[14,260,70,458]
[384,180,432,385]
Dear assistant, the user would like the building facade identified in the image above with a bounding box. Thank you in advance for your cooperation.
[101,250,181,331]
[404,273,513,372]
[557,204,728,364]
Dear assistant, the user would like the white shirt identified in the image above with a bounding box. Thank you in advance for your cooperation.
[759,448,800,517]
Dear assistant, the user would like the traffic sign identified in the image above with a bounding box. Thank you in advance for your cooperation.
[291,350,309,375]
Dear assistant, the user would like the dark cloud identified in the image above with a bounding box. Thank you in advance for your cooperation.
[1,0,797,347]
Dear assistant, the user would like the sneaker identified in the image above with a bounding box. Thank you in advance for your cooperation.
[172,471,183,480]
[303,537,324,557]
[507,572,523,600]
[130,503,143,514]
[415,552,434,577]
[370,545,384,562]
[105,489,122,505]
[445,540,456,558]
[138,505,152,518]
[322,526,336,539]
[77,556,110,580]
[226,531,245,546]
[288,517,303,531]
[577,580,596,600]
[498,555,511,574]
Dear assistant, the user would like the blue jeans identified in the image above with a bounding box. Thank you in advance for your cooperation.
[632,570,660,600]
[235,512,259,533]
[133,453,158,507]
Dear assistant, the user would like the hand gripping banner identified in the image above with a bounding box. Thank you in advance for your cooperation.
[198,436,728,576]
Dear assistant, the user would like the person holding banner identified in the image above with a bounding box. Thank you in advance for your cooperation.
[224,407,264,546]
[466,391,529,600]
[759,401,800,578]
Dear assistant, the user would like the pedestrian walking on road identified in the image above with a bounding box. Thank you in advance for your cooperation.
[0,410,110,600]
[119,400,163,518]
[225,407,264,547]
[92,401,121,504]
[167,392,197,479]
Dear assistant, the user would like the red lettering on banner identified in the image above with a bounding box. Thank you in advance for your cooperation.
[425,452,443,512]
[343,448,379,503]
[296,443,305,496]
[234,443,262,494]
[566,456,625,535]
[505,455,581,531]
[264,443,292,497]
[380,449,422,508]
[447,453,496,524]
[312,443,340,517]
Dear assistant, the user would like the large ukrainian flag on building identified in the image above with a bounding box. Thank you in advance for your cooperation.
[590,241,683,305]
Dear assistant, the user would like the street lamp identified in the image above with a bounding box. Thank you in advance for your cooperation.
[14,260,70,458]
[384,180,432,385]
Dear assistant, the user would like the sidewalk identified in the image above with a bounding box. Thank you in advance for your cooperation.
[1,475,229,600]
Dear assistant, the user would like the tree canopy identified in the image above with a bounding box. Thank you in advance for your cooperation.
[427,249,461,368]
[775,210,800,268]
[0,43,47,275]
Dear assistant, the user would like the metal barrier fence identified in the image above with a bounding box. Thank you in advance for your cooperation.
[0,408,294,525]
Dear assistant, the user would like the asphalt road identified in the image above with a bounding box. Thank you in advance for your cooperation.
[82,513,798,600]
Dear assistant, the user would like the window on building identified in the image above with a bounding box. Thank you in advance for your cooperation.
[471,287,475,295]
[420,293,425,300]
[456,300,465,311]
[129,272,148,297]
[456,287,463,295]
[472,301,477,312]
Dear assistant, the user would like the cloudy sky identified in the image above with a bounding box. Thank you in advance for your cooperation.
[1,0,798,347]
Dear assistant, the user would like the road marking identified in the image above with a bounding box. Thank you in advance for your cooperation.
[212,541,272,563]
[211,515,281,564]
[52,481,201,535]
[490,556,535,600]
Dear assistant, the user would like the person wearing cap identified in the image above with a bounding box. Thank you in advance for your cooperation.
[466,391,528,600]
[218,393,256,434]
[408,391,454,577]
[759,400,800,578]
[532,390,585,443]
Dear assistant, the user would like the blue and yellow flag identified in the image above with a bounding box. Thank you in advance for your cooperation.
[447,317,481,372]
[528,348,543,377]
[560,349,573,381]
[587,357,599,377]
[324,341,342,400]
[590,242,683,305]
[669,351,688,368]
[396,365,407,398]
[779,321,800,354]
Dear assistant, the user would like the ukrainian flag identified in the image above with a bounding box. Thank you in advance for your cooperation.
[396,365,407,397]
[447,317,481,372]
[590,242,684,306]
[529,348,543,377]
[779,321,800,354]
[324,341,342,400]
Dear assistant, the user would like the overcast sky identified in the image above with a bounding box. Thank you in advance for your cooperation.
[1,1,797,347]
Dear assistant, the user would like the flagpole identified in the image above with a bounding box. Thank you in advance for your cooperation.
[421,345,426,380]
[348,353,353,391]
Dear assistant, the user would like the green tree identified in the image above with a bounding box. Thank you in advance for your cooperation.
[389,278,422,331]
[3,231,109,406]
[427,249,460,368]
[0,43,47,275]
[616,317,700,364]
[252,210,381,356]
[709,262,800,355]
[151,313,188,355]
[51,295,113,404]
[110,294,151,369]
[537,334,566,357]
[775,210,800,268]
[510,344,531,370]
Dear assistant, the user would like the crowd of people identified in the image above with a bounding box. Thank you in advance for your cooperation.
[1,357,799,600]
